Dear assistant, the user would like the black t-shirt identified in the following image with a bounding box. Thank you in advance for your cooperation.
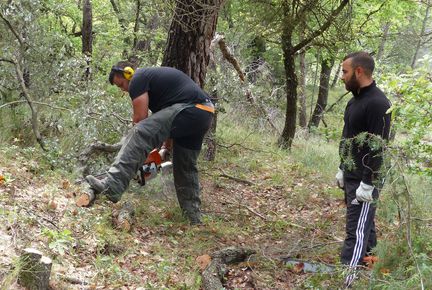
[128,67,208,113]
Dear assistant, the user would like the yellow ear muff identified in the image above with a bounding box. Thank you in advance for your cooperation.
[123,66,135,80]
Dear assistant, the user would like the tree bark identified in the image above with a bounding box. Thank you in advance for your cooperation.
[308,58,334,129]
[298,49,307,128]
[162,0,224,88]
[298,21,307,128]
[82,0,92,55]
[330,63,341,88]
[204,89,218,161]
[162,0,224,161]
[279,26,297,148]
[82,0,92,79]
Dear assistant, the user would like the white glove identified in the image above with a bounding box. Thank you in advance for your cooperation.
[335,168,344,189]
[356,181,374,202]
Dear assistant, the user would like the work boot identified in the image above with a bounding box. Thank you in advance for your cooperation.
[185,210,203,225]
[85,175,107,194]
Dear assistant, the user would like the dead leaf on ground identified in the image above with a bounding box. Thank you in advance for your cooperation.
[61,179,70,189]
[196,254,211,270]
[0,175,5,185]
[380,268,391,275]
[48,200,57,210]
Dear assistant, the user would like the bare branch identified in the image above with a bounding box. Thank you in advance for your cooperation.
[292,0,349,54]
[0,11,24,46]
[0,58,15,64]
[358,1,388,32]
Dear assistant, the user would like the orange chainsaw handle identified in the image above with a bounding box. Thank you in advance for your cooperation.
[144,149,162,165]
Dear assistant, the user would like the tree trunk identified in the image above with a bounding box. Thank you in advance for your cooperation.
[82,0,92,55]
[14,60,45,149]
[298,49,307,128]
[162,0,224,88]
[411,1,430,68]
[82,0,92,79]
[308,58,334,129]
[376,22,390,61]
[204,90,218,161]
[330,63,340,88]
[279,13,297,148]
[162,0,224,160]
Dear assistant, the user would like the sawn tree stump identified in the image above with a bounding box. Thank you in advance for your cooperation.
[18,248,52,290]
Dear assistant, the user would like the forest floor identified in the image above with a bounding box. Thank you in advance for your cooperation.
[0,142,386,289]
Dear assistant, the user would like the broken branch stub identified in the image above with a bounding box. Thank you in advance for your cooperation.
[18,248,52,290]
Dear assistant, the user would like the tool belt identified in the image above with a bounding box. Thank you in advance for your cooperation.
[195,101,215,113]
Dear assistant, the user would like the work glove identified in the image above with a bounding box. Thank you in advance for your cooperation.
[335,168,344,189]
[355,181,374,202]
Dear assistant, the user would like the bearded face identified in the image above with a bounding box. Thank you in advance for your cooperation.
[344,70,360,92]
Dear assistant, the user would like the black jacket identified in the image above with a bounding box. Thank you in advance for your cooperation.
[339,81,391,185]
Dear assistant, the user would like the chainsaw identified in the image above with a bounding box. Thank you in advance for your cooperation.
[137,148,172,185]
[76,148,172,207]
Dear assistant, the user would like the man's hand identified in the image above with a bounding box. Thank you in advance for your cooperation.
[335,168,344,189]
[159,148,170,161]
[356,181,374,202]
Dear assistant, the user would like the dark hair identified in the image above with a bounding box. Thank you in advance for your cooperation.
[108,61,135,85]
[343,51,375,77]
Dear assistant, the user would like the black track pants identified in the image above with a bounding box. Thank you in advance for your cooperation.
[341,178,378,267]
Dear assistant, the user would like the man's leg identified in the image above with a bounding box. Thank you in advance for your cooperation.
[169,106,213,224]
[86,103,189,202]
[366,221,377,254]
[341,179,377,286]
[172,142,202,224]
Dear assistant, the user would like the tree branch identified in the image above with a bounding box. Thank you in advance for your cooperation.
[292,0,349,54]
[0,11,24,46]
[0,58,15,64]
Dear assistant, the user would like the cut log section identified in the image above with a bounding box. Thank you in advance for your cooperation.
[76,189,96,207]
[113,201,135,232]
[201,247,256,290]
[18,248,52,290]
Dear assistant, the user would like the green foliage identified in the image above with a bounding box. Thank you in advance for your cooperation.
[42,228,74,256]
[382,59,432,176]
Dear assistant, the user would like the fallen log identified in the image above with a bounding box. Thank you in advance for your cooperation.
[18,248,52,290]
[77,140,123,177]
[202,247,256,290]
[75,189,96,207]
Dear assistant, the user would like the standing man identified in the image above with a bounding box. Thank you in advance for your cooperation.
[335,52,391,286]
[86,61,214,225]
